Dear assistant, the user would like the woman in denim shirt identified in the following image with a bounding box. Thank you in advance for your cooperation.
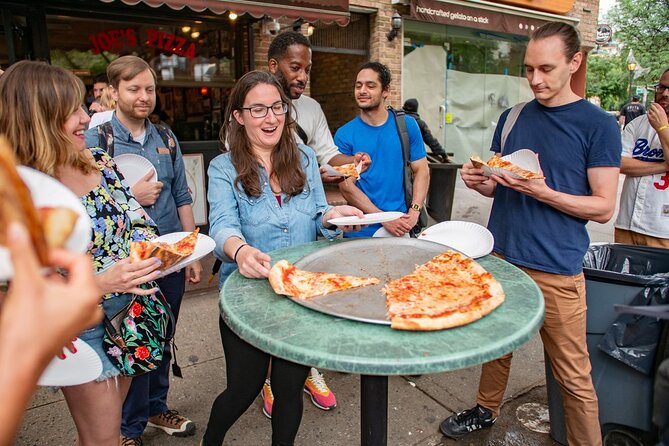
[203,71,362,446]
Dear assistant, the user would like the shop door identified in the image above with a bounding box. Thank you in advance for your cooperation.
[404,22,533,164]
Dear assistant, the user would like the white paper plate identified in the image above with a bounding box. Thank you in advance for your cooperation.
[0,167,92,281]
[154,232,216,276]
[372,226,410,238]
[482,149,540,179]
[38,338,102,387]
[418,221,494,258]
[114,154,158,187]
[327,211,404,226]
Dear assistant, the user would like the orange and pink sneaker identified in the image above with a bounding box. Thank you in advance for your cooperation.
[261,378,274,419]
[304,368,337,410]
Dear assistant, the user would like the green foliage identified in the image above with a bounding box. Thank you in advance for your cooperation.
[586,54,629,110]
[607,0,669,83]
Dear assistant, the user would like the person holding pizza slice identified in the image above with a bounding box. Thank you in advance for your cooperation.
[0,60,164,446]
[203,70,363,446]
[440,22,621,446]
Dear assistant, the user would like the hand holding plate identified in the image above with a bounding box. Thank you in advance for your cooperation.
[323,205,365,232]
[130,170,163,206]
[96,257,161,296]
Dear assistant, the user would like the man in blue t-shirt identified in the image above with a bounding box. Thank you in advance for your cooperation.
[439,22,621,446]
[335,62,428,238]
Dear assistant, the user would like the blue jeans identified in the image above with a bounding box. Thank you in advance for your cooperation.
[121,270,186,438]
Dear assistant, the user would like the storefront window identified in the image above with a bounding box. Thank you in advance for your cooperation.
[47,14,237,141]
[403,20,533,163]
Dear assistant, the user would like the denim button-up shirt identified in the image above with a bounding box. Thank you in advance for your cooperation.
[85,115,192,235]
[207,146,339,285]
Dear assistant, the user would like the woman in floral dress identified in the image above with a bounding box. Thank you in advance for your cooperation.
[0,61,163,445]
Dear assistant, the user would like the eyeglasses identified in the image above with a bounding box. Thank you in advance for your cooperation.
[655,84,669,94]
[241,101,288,118]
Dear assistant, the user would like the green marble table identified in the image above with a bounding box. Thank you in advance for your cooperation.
[219,239,544,445]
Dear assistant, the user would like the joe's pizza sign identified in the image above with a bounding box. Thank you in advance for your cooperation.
[89,28,197,60]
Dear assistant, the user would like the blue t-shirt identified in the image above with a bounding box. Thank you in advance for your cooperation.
[334,113,426,237]
[488,99,621,275]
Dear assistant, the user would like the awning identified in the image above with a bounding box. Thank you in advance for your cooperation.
[99,0,350,25]
[410,0,577,36]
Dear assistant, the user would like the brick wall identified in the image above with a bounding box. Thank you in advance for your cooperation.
[567,0,601,51]
[311,52,367,131]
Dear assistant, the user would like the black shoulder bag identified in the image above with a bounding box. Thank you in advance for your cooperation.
[389,107,428,237]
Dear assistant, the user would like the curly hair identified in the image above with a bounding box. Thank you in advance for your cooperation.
[268,31,311,61]
[358,61,392,91]
[221,70,306,198]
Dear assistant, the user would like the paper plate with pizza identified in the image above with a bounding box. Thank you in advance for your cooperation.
[470,149,544,180]
[267,238,505,331]
[322,162,362,179]
[0,140,92,281]
[130,229,215,277]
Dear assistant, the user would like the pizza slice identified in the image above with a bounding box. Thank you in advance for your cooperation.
[171,227,199,256]
[129,229,200,270]
[332,163,360,179]
[470,155,544,180]
[268,259,380,299]
[0,138,49,264]
[39,207,79,249]
[383,251,505,331]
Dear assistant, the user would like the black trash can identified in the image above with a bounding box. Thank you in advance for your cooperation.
[547,244,669,445]
[426,161,461,223]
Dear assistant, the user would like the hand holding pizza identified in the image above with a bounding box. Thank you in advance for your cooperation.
[354,152,372,173]
[489,154,548,199]
[235,244,271,279]
[461,160,496,197]
[130,170,163,206]
[95,256,161,296]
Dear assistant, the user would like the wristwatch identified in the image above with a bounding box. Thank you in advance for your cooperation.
[410,203,422,212]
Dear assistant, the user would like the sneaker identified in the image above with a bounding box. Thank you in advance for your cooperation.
[439,404,496,439]
[261,378,274,419]
[147,409,196,437]
[120,436,143,446]
[303,368,337,411]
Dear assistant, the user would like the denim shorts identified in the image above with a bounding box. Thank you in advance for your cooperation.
[79,293,133,381]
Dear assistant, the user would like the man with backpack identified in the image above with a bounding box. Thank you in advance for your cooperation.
[85,55,201,446]
[440,22,621,445]
[335,61,429,238]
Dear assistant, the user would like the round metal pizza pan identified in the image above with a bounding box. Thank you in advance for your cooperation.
[292,237,457,325]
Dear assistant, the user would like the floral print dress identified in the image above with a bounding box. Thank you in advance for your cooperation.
[83,147,157,299]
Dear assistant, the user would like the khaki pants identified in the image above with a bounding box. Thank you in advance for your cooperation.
[476,265,601,446]
[614,228,669,248]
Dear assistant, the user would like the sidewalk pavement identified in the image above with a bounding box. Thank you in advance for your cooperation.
[17,175,620,446]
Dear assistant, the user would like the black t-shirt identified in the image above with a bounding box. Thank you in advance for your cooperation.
[620,102,646,127]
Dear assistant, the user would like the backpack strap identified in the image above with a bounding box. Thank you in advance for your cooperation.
[295,123,309,146]
[500,102,527,154]
[95,120,176,165]
[388,107,413,211]
[97,121,114,156]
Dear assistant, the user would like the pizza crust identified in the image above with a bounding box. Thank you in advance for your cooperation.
[268,259,292,296]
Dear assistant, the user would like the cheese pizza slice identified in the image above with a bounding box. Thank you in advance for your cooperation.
[268,259,380,299]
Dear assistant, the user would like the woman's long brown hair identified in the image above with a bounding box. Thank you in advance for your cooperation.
[0,60,94,176]
[221,70,306,198]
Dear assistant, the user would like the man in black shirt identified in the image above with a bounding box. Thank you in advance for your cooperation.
[619,95,646,128]
[402,98,451,163]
